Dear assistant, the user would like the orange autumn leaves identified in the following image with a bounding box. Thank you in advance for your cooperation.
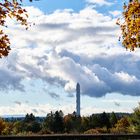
[117,0,140,51]
[0,0,28,58]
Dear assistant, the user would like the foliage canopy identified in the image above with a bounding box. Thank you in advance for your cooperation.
[0,0,29,58]
[117,0,140,51]
[129,103,140,132]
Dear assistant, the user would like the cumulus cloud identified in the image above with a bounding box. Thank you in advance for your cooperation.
[0,6,140,98]
[0,65,24,91]
[86,0,113,6]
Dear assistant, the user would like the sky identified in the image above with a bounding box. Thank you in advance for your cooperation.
[0,0,140,117]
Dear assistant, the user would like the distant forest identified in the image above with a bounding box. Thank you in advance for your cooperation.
[0,104,140,135]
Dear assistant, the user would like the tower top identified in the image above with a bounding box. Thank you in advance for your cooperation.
[76,83,80,88]
[77,82,80,85]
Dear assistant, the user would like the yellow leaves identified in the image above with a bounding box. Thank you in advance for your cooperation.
[0,118,6,134]
[0,0,28,58]
[117,0,140,51]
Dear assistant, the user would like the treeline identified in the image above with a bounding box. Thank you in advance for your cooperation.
[0,104,140,135]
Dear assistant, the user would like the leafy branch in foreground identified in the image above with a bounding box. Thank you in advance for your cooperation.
[0,0,28,58]
[117,0,140,51]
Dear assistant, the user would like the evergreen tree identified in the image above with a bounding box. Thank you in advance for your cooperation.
[53,111,64,133]
[89,114,100,128]
[99,112,110,129]
[110,112,118,127]
[43,111,54,132]
[22,113,41,133]
[44,111,64,133]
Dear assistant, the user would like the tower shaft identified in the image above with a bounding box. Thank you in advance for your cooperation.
[76,83,80,116]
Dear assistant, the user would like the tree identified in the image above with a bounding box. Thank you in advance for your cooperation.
[110,112,118,128]
[0,118,6,135]
[53,110,64,133]
[0,0,29,58]
[84,127,108,134]
[80,117,90,132]
[89,114,100,128]
[113,117,130,133]
[12,121,23,134]
[99,112,110,129]
[117,0,140,51]
[64,113,81,133]
[44,111,64,133]
[64,114,73,133]
[43,111,54,132]
[129,103,140,133]
[2,122,14,135]
[24,113,36,123]
[22,113,41,133]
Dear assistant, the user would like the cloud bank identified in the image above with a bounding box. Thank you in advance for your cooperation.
[0,102,134,116]
[0,6,140,98]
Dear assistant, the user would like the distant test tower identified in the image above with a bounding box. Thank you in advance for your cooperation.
[76,83,80,116]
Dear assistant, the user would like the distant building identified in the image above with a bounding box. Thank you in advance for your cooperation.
[76,83,80,116]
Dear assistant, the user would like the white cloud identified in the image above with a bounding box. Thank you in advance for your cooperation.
[0,102,133,117]
[1,6,140,98]
[109,10,121,17]
[115,72,138,84]
[81,106,133,115]
[0,103,53,116]
[86,0,113,6]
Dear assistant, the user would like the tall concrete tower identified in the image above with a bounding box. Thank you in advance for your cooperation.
[76,83,80,116]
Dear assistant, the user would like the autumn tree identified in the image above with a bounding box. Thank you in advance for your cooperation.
[0,0,36,58]
[0,118,6,135]
[111,117,130,133]
[64,112,81,133]
[80,117,90,132]
[117,0,140,51]
[129,103,140,133]
[12,121,23,134]
[2,122,14,135]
